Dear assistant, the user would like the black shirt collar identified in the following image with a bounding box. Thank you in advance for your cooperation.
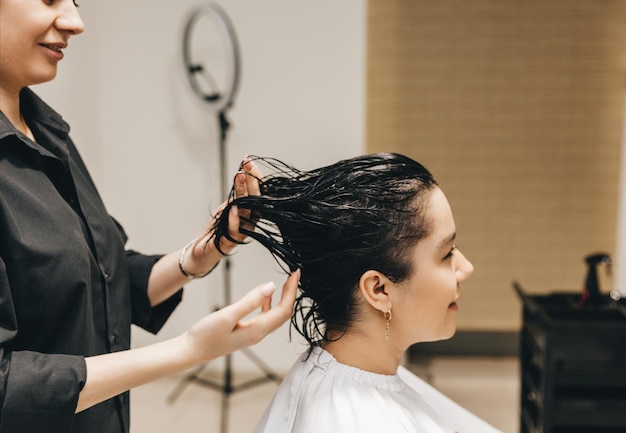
[0,88,71,160]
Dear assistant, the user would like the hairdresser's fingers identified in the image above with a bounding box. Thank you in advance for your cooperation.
[183,279,276,363]
[242,158,262,197]
[185,271,299,360]
[227,269,299,332]
[238,158,262,230]
[261,291,272,313]
[216,204,242,254]
[231,167,256,237]
[234,171,247,200]
[233,159,252,200]
[276,269,299,312]
[238,269,299,335]
[223,280,277,325]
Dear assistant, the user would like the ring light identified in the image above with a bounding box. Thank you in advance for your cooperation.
[182,2,241,112]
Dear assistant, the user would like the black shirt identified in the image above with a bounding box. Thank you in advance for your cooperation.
[0,89,183,432]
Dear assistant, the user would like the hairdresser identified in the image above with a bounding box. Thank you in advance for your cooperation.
[0,1,299,432]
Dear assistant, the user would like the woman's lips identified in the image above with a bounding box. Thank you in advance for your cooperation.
[40,43,65,61]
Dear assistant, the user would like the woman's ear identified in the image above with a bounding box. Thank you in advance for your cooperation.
[359,270,392,313]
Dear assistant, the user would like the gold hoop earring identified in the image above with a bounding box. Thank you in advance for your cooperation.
[384,309,392,340]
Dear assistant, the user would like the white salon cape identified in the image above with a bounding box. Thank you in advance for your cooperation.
[253,346,502,433]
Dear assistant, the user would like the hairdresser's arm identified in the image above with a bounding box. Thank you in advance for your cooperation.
[77,269,298,413]
[147,159,262,307]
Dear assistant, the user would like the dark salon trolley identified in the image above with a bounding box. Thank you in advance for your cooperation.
[514,283,626,433]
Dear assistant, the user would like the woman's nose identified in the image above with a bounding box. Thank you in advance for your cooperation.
[456,249,474,282]
[55,3,85,35]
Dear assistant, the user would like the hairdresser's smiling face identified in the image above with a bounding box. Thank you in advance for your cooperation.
[0,0,84,93]
[391,187,474,347]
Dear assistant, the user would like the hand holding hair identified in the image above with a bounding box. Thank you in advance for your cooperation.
[206,156,263,254]
[176,157,264,280]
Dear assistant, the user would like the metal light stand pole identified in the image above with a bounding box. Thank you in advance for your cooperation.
[166,4,281,433]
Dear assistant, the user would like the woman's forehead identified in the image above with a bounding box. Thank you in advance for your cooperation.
[420,188,456,245]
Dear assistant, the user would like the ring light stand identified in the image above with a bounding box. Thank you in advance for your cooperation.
[167,4,281,433]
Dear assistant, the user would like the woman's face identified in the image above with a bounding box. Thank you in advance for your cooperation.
[392,186,474,346]
[0,0,84,92]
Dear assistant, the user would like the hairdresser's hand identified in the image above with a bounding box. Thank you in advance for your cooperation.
[222,157,263,250]
[204,157,262,253]
[182,269,299,363]
[177,158,262,280]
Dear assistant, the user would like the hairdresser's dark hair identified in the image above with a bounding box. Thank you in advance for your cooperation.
[212,153,437,346]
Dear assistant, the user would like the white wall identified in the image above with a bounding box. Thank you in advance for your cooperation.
[35,0,366,373]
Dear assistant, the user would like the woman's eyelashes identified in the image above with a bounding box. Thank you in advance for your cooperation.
[42,0,79,6]
[444,246,457,260]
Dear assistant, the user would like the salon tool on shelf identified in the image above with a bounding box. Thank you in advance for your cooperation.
[578,252,612,306]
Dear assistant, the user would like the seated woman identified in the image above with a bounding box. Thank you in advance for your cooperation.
[212,153,502,433]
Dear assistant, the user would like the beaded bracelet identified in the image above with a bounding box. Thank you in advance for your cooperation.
[178,240,212,279]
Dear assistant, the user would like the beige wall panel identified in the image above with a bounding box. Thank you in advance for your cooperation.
[367,0,626,331]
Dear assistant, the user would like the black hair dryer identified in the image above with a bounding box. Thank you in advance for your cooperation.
[579,252,612,306]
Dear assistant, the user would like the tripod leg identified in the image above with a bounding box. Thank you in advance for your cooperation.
[166,363,206,404]
[218,352,233,433]
[220,389,229,433]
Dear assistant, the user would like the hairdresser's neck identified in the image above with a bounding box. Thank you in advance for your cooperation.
[0,86,23,130]
[323,330,405,375]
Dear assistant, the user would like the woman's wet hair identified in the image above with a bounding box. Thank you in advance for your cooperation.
[212,153,437,346]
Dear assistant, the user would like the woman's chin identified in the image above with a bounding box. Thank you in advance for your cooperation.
[417,327,457,345]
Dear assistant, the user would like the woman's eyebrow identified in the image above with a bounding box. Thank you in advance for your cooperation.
[437,231,457,250]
